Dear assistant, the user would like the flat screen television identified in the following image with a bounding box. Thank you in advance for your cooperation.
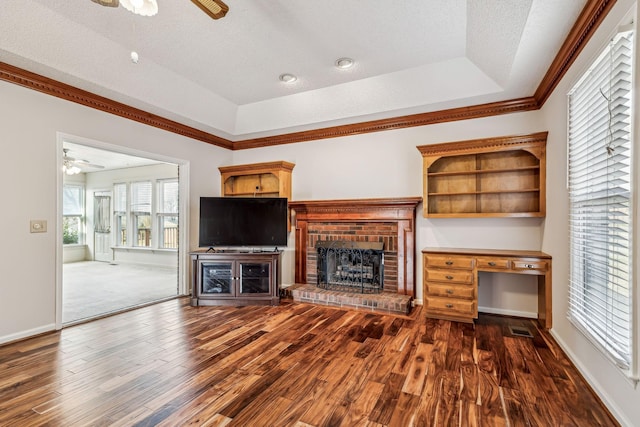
[198,197,288,248]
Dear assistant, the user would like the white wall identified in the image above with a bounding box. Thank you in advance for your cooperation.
[0,79,232,344]
[538,1,639,426]
[232,112,545,315]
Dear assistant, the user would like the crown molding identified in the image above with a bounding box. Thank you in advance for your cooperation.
[234,97,539,150]
[0,61,232,150]
[0,0,612,150]
[534,0,616,106]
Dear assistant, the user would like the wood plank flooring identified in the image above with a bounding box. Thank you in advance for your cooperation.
[0,298,619,426]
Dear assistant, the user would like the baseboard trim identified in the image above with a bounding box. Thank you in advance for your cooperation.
[478,306,537,319]
[550,330,631,427]
[0,323,56,346]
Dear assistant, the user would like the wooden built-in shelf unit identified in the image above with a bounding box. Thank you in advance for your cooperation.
[219,161,294,198]
[417,132,547,218]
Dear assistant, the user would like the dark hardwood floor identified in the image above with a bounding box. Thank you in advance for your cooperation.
[0,298,618,426]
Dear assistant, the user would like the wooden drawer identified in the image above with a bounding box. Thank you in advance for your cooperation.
[425,268,473,284]
[426,282,475,299]
[425,296,476,319]
[424,255,474,270]
[512,259,549,273]
[475,257,510,270]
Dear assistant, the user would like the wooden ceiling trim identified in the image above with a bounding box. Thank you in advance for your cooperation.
[534,0,616,106]
[0,0,612,150]
[233,97,539,150]
[0,61,233,150]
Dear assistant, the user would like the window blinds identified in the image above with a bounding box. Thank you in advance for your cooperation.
[158,179,179,214]
[567,31,634,369]
[63,185,83,216]
[114,183,127,213]
[131,181,152,213]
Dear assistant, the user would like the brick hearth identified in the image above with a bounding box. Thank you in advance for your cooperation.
[284,283,413,315]
[288,197,421,313]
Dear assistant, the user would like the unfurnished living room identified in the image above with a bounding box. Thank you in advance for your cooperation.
[1,0,639,426]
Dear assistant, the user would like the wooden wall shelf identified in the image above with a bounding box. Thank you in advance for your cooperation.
[417,132,547,218]
[219,161,294,198]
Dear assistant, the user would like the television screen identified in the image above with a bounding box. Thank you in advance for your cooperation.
[198,197,288,248]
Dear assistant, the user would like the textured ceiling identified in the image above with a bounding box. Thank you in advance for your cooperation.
[1,0,587,139]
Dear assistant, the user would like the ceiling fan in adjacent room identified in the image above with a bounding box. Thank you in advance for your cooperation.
[89,0,229,19]
[63,149,105,175]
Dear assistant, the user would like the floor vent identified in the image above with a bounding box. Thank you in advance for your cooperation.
[509,326,534,338]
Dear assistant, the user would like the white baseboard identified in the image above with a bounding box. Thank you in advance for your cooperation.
[550,330,632,427]
[0,323,56,346]
[478,306,537,319]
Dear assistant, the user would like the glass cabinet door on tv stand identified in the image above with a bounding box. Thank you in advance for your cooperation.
[200,261,234,296]
[191,250,282,306]
[238,262,272,295]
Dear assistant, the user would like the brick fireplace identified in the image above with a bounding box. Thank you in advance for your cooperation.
[287,197,421,313]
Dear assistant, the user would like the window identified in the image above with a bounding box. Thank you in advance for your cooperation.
[567,30,634,370]
[131,181,152,247]
[157,179,179,248]
[63,184,84,245]
[112,177,178,250]
[114,183,127,246]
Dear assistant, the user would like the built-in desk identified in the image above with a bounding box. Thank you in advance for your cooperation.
[422,248,552,328]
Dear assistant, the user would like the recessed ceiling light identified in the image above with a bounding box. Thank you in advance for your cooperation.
[335,57,354,69]
[279,73,297,83]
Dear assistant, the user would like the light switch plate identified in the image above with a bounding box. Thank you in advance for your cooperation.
[30,220,47,233]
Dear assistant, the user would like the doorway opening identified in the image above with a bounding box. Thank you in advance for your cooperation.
[58,136,188,325]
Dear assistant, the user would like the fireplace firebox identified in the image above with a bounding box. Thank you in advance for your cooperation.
[315,240,384,293]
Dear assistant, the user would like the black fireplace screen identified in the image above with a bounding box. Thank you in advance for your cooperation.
[315,240,384,293]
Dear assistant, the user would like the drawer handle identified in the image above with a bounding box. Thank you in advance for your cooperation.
[488,261,496,266]
[526,264,534,269]
[446,275,454,280]
[445,289,454,294]
[445,304,454,308]
[445,260,453,265]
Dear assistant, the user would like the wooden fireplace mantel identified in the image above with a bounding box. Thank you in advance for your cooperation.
[289,197,422,297]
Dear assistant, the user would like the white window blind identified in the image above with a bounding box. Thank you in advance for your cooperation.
[158,179,179,214]
[113,183,127,246]
[131,181,152,213]
[63,185,83,216]
[113,183,127,212]
[567,30,634,369]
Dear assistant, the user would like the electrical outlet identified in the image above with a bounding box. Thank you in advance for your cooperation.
[30,220,47,233]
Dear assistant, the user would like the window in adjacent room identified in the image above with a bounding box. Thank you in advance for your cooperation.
[157,178,179,249]
[567,28,634,374]
[113,182,127,246]
[131,181,152,247]
[63,184,84,245]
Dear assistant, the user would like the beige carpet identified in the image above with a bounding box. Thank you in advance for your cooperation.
[63,261,178,324]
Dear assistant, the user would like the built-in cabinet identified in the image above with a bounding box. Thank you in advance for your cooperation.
[218,161,294,198]
[191,250,281,306]
[422,248,552,328]
[417,132,547,218]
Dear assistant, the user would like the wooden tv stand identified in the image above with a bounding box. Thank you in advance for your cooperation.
[190,250,282,306]
[422,248,552,328]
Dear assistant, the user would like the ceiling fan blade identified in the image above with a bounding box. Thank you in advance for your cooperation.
[74,160,105,170]
[191,0,229,20]
[90,0,120,7]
